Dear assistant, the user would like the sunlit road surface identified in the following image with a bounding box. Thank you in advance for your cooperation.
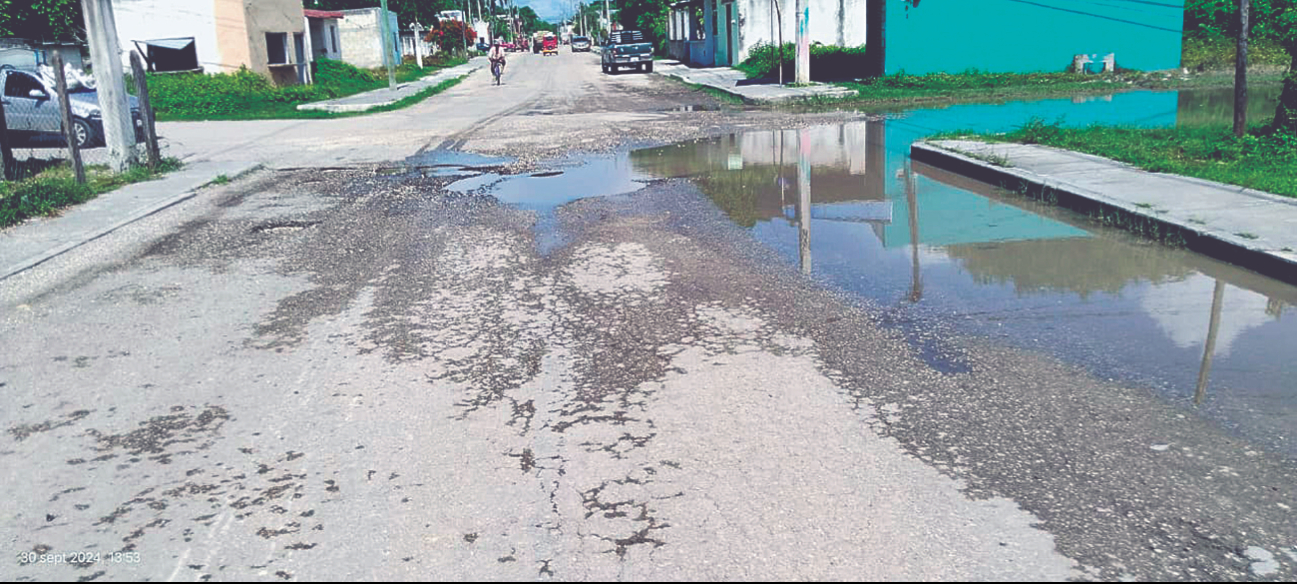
[2,51,1294,582]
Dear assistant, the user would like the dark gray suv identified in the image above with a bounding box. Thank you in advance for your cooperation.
[1,68,142,149]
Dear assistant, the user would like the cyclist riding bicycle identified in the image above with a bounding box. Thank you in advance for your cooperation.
[488,42,506,85]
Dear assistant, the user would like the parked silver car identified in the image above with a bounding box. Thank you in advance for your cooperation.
[1,67,142,149]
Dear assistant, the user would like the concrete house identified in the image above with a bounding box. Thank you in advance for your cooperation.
[670,0,1184,76]
[113,0,309,85]
[669,0,866,68]
[305,9,343,63]
[337,8,401,69]
[0,39,86,71]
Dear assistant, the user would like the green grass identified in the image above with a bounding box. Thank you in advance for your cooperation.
[147,56,468,121]
[814,68,1288,109]
[1181,35,1292,72]
[943,118,1297,198]
[0,158,183,228]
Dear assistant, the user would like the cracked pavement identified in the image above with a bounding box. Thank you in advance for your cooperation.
[1,51,1294,581]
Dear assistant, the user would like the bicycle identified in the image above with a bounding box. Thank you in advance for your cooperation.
[490,60,503,86]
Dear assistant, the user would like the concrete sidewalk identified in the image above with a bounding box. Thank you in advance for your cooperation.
[652,60,855,103]
[0,159,259,281]
[912,140,1297,284]
[297,58,485,113]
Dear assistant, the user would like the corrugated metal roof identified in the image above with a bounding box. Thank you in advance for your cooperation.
[141,38,194,51]
[304,9,344,19]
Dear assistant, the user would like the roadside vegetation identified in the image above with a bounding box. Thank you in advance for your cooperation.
[735,43,869,81]
[144,55,467,121]
[939,118,1297,198]
[0,158,183,228]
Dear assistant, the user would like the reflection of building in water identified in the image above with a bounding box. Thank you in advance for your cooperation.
[629,122,890,230]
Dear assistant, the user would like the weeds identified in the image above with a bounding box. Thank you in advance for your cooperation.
[964,118,1297,197]
[147,55,468,121]
[0,158,183,228]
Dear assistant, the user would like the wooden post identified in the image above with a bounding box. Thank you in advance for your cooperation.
[51,51,86,184]
[0,82,13,181]
[129,50,160,171]
[1234,0,1249,138]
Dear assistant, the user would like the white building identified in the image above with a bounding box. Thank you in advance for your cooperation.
[113,0,309,85]
[337,7,402,69]
[669,0,867,67]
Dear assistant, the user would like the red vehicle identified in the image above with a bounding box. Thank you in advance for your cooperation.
[542,35,559,56]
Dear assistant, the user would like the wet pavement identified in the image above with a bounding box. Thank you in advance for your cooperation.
[3,70,1295,582]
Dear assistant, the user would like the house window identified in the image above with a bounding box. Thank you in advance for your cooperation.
[139,38,198,72]
[330,26,340,56]
[266,32,289,64]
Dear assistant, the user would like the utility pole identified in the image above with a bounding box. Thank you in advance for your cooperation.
[1234,0,1249,137]
[81,0,137,172]
[379,0,396,89]
[794,0,809,83]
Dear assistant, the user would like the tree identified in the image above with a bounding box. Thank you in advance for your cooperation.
[0,0,85,41]
[1274,5,1297,133]
[616,0,670,53]
[424,19,475,48]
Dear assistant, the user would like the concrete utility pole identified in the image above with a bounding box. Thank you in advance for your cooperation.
[794,0,809,83]
[1234,0,1250,137]
[81,0,137,172]
[411,22,424,67]
[379,0,396,90]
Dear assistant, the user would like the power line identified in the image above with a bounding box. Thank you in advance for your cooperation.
[1003,0,1183,33]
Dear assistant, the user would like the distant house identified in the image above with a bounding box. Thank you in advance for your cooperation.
[0,39,85,71]
[671,0,1184,75]
[338,7,401,69]
[305,9,343,64]
[670,0,865,68]
[113,0,309,85]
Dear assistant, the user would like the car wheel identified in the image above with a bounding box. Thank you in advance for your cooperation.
[72,118,97,149]
[645,62,653,73]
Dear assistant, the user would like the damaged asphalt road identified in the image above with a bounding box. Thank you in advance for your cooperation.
[2,52,1295,581]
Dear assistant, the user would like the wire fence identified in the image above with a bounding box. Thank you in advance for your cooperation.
[1,48,163,185]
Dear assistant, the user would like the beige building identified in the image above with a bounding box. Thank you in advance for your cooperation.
[114,0,308,85]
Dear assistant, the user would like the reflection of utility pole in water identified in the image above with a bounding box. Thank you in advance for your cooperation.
[906,162,922,303]
[798,128,812,274]
[1194,279,1227,405]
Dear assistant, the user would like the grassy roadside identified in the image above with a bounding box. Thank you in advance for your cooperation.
[935,119,1297,198]
[808,69,1288,109]
[0,158,183,228]
[147,57,469,121]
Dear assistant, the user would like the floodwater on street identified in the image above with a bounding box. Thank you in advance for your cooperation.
[450,86,1296,460]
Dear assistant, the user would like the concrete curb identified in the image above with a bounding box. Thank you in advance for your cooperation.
[1,162,262,282]
[652,64,856,104]
[653,69,756,105]
[297,63,482,113]
[910,141,1297,286]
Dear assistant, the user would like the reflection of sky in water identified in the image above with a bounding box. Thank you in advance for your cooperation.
[1141,275,1275,358]
[629,88,1297,457]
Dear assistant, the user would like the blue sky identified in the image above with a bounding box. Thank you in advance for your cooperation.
[516,0,567,22]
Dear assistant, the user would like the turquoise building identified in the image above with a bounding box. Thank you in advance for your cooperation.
[866,0,1186,76]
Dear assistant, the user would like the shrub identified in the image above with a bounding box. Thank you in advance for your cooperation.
[736,43,868,81]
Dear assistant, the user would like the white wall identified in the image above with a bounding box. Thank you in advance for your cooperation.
[732,0,866,64]
[113,0,227,73]
[338,8,401,69]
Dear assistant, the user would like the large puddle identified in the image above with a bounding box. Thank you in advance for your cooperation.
[441,87,1296,458]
